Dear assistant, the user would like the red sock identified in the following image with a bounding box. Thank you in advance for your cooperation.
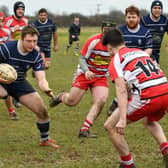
[120,153,134,168]
[8,108,15,113]
[81,119,92,131]
[160,142,168,155]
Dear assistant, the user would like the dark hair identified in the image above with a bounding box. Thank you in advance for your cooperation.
[38,8,48,15]
[125,5,140,16]
[21,24,39,39]
[102,28,124,47]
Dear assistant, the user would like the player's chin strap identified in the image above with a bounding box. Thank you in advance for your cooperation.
[45,89,54,98]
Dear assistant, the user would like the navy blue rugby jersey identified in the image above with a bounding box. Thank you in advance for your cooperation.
[32,19,56,49]
[141,14,168,56]
[119,24,152,50]
[69,23,80,36]
[0,40,44,81]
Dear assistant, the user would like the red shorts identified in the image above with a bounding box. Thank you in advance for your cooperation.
[72,73,108,90]
[127,94,168,122]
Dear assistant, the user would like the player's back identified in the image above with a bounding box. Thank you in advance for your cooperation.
[115,47,168,99]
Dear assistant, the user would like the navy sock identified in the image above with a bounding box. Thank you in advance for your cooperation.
[36,120,50,141]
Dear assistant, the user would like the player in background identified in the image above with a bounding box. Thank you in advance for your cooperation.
[108,5,153,116]
[5,1,28,40]
[141,0,168,63]
[119,5,152,55]
[65,16,81,56]
[0,25,59,148]
[50,20,116,138]
[32,8,58,69]
[0,12,17,119]
[103,28,168,168]
[5,1,28,109]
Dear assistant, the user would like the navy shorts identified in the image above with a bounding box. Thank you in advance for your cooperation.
[69,36,79,45]
[1,79,36,100]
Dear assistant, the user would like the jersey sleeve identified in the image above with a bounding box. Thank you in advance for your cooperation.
[0,43,10,62]
[144,30,153,49]
[32,52,45,71]
[108,54,124,82]
[52,22,57,32]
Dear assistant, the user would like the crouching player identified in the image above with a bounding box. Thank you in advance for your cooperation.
[0,25,59,148]
[103,28,168,168]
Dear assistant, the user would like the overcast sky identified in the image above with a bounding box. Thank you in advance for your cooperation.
[0,0,168,16]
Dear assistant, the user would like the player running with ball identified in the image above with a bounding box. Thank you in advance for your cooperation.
[0,25,59,148]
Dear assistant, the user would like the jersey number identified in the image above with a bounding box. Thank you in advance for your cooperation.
[135,59,159,77]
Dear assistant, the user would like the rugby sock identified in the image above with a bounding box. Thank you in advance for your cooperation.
[160,142,168,155]
[36,120,50,141]
[8,108,15,114]
[120,153,134,168]
[81,119,92,132]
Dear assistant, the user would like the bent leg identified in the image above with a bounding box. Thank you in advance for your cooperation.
[62,87,85,106]
[19,92,49,121]
[142,117,167,145]
[86,86,108,123]
[104,108,130,156]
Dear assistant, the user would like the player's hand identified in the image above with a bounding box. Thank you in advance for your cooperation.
[53,44,59,52]
[72,35,75,39]
[45,89,54,98]
[116,118,126,135]
[85,71,95,80]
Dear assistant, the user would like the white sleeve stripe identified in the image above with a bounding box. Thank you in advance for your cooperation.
[0,46,6,60]
[85,39,99,59]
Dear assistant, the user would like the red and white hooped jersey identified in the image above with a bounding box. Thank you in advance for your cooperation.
[4,15,28,40]
[109,47,168,100]
[0,26,11,43]
[78,33,112,77]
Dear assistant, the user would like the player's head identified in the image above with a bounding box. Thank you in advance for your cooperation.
[21,25,39,52]
[103,28,124,55]
[125,5,140,29]
[38,8,48,23]
[13,1,25,19]
[151,0,163,19]
[101,20,116,36]
[0,12,5,28]
[73,16,80,25]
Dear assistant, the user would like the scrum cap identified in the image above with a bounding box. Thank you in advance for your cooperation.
[13,1,25,16]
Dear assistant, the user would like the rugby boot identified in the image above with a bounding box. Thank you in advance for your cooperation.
[49,92,64,107]
[78,130,97,138]
[40,139,60,149]
[107,98,118,116]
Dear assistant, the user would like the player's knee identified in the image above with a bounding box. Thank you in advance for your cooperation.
[94,97,106,107]
[65,97,78,106]
[104,122,115,134]
[36,106,49,120]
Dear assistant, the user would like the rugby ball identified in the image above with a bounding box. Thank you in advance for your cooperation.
[0,63,17,83]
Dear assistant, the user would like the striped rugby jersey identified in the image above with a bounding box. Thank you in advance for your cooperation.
[119,24,152,50]
[109,47,168,100]
[5,15,28,40]
[141,14,168,60]
[0,40,44,81]
[32,18,56,51]
[79,33,112,77]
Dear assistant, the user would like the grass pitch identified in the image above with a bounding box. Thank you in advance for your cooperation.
[0,27,168,168]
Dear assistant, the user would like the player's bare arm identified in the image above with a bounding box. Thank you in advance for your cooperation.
[114,77,128,135]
